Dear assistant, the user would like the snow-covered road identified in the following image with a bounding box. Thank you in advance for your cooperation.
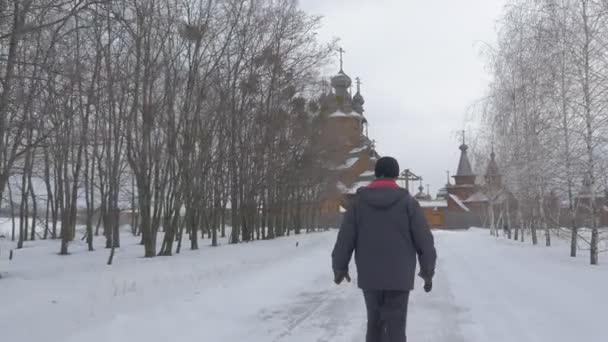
[1,229,606,342]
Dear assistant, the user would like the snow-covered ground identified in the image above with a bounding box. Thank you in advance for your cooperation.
[1,228,606,342]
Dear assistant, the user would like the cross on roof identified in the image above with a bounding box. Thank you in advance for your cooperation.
[338,47,345,71]
[355,77,362,92]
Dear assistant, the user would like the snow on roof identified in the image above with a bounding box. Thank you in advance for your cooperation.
[419,200,448,208]
[359,170,375,178]
[449,184,476,188]
[342,180,371,195]
[349,145,368,154]
[336,181,348,193]
[330,156,359,171]
[464,191,489,203]
[329,110,362,119]
[449,194,470,212]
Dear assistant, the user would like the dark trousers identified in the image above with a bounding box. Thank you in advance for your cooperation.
[363,290,410,342]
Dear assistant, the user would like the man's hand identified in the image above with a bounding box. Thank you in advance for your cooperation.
[334,270,351,285]
[418,272,433,293]
[423,278,432,293]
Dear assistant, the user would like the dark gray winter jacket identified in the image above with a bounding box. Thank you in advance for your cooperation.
[332,186,437,290]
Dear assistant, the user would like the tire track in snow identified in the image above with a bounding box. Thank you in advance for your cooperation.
[261,275,366,342]
[408,261,468,342]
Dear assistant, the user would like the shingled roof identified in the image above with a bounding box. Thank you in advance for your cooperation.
[456,143,475,177]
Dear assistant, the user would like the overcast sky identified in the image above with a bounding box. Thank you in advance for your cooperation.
[300,0,506,195]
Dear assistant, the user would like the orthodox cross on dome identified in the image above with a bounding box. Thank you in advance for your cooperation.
[460,130,466,145]
[338,47,346,71]
[355,77,362,92]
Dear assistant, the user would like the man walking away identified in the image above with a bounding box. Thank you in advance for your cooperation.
[332,156,437,342]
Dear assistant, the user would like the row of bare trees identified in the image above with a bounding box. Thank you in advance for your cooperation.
[476,0,608,264]
[0,0,336,260]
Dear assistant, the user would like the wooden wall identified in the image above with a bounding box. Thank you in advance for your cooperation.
[422,207,445,229]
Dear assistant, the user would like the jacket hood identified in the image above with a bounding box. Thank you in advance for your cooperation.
[357,187,408,209]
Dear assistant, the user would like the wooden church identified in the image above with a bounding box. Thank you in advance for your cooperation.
[318,54,379,225]
[315,53,517,229]
[414,139,514,229]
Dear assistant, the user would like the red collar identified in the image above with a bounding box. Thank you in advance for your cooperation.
[368,179,400,188]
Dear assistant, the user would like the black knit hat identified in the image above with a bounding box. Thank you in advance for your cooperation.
[374,156,400,178]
